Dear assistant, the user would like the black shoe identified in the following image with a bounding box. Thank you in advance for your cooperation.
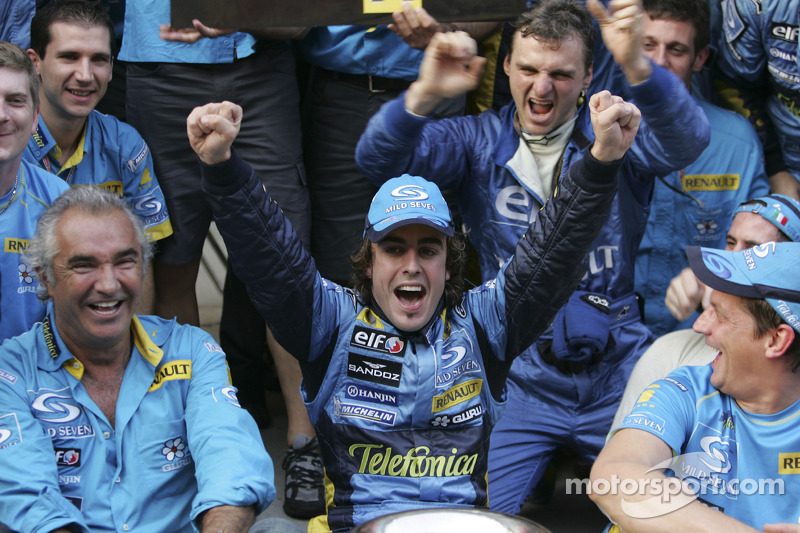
[282,434,325,519]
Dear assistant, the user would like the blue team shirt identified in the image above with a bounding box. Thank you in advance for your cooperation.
[0,161,69,341]
[303,25,423,81]
[0,311,275,532]
[616,364,800,528]
[23,112,172,242]
[118,0,255,63]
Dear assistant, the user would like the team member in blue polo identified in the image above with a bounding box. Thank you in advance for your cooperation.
[592,241,800,531]
[0,42,69,342]
[22,0,171,311]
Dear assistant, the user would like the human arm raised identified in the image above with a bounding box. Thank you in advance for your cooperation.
[404,31,486,116]
[587,0,652,85]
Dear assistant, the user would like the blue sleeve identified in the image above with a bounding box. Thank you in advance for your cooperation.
[0,347,89,533]
[355,95,485,190]
[119,127,173,242]
[200,151,325,361]
[185,330,276,525]
[625,62,711,178]
[614,368,700,454]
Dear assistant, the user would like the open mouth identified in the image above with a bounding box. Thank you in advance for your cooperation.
[529,98,553,116]
[89,301,122,315]
[67,89,94,98]
[395,285,426,309]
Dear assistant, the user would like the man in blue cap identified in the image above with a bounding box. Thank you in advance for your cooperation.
[591,241,800,531]
[612,194,800,427]
[188,92,639,532]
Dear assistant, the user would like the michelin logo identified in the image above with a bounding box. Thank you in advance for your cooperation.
[337,402,397,426]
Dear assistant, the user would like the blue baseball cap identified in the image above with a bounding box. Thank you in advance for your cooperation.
[735,194,800,243]
[364,175,454,242]
[688,242,800,334]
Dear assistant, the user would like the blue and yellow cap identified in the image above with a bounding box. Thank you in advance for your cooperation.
[364,175,454,242]
[688,242,800,334]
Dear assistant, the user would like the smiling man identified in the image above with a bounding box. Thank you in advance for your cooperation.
[22,0,172,312]
[0,186,275,532]
[191,90,639,532]
[0,41,69,342]
[591,241,800,531]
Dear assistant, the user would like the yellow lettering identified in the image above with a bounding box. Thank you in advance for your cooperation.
[431,379,483,413]
[387,454,403,475]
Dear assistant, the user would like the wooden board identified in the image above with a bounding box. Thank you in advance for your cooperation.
[171,0,526,31]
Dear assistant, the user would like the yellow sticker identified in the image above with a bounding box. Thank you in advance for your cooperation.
[681,174,740,191]
[779,452,800,474]
[363,0,422,14]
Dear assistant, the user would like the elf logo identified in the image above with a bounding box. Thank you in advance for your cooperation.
[351,326,406,356]
[771,23,798,43]
[55,447,81,467]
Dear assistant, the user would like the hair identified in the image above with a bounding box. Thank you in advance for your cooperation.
[25,186,153,302]
[29,0,115,58]
[509,0,595,74]
[349,230,468,312]
[642,0,710,54]
[740,297,800,372]
[0,42,40,110]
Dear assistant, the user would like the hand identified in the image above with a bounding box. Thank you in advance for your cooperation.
[588,90,641,162]
[586,0,652,84]
[389,4,451,50]
[404,31,486,116]
[159,19,234,43]
[665,267,709,321]
[186,101,242,165]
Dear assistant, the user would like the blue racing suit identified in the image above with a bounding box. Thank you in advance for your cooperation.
[201,149,620,532]
[0,161,69,341]
[614,364,800,527]
[23,111,173,242]
[355,62,710,513]
[635,98,769,336]
[0,311,274,533]
[716,0,800,182]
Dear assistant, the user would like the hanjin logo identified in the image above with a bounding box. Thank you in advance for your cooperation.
[351,326,406,356]
[347,353,402,387]
[391,184,428,201]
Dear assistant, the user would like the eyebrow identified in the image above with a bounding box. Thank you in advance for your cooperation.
[65,248,140,265]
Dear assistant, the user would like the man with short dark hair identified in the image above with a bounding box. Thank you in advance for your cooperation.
[190,87,639,531]
[0,186,275,533]
[23,0,172,312]
[591,241,800,531]
[0,41,69,341]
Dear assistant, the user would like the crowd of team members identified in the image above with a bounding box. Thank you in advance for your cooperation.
[1,0,799,531]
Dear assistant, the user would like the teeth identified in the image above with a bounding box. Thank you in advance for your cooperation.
[91,301,119,315]
[398,286,422,292]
